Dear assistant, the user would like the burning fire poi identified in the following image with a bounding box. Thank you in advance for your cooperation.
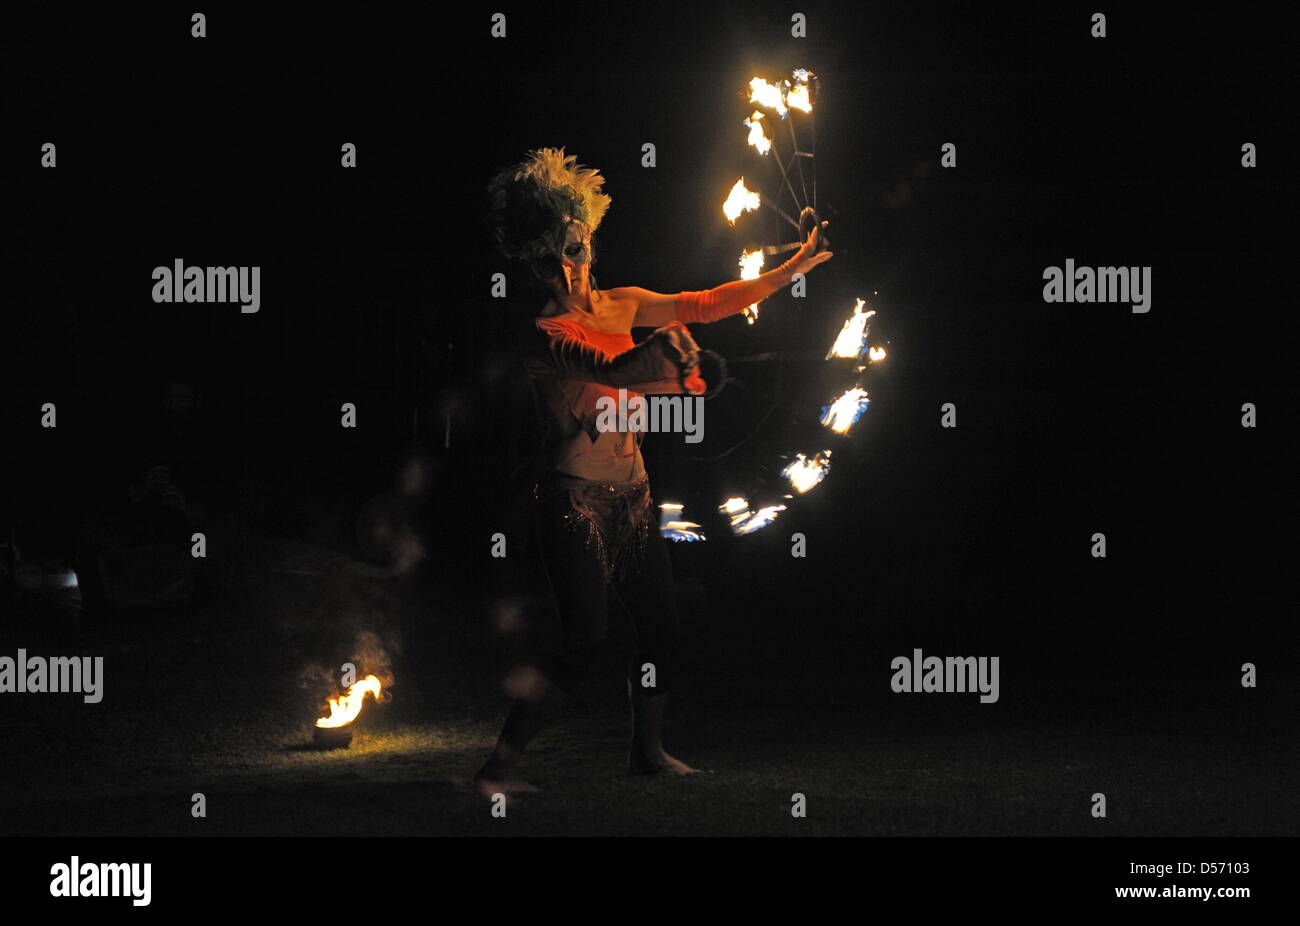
[719,495,787,535]
[723,177,761,224]
[748,77,789,118]
[659,503,707,542]
[748,70,816,121]
[744,111,772,156]
[782,451,833,494]
[786,70,813,113]
[820,387,871,435]
[738,248,766,323]
[827,298,877,360]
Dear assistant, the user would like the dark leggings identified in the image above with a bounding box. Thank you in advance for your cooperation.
[533,488,681,695]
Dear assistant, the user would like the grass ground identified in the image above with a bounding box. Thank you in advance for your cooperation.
[2,537,1294,837]
[2,623,1292,836]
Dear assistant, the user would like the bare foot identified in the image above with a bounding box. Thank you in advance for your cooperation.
[628,750,711,776]
[473,765,541,797]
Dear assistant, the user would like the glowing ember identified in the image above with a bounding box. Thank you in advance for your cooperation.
[718,495,787,535]
[743,111,771,156]
[738,248,765,323]
[659,503,706,542]
[820,387,871,435]
[723,178,761,224]
[782,451,832,493]
[315,675,382,728]
[868,345,887,362]
[827,298,878,359]
[748,77,788,117]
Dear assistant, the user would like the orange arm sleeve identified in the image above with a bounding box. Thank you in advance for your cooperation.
[675,260,797,324]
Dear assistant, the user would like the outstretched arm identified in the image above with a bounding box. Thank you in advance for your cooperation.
[622,263,794,328]
[625,220,833,327]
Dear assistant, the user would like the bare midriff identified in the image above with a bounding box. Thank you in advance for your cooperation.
[556,430,647,483]
[526,291,646,482]
[539,308,648,483]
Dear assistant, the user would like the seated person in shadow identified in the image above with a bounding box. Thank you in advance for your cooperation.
[76,377,215,613]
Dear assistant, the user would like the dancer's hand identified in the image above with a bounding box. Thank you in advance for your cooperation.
[650,322,705,394]
[785,220,833,277]
[651,321,700,372]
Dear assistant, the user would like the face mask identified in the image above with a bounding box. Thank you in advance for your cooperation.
[558,222,592,294]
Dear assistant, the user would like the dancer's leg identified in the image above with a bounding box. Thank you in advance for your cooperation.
[475,488,610,790]
[612,533,704,775]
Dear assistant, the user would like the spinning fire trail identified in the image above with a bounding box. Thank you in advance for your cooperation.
[660,67,894,540]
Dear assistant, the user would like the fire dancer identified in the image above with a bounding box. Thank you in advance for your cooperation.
[477,147,831,791]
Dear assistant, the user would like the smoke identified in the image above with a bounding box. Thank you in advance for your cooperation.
[351,629,398,696]
[297,629,400,703]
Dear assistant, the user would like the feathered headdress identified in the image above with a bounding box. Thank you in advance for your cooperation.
[486,147,612,284]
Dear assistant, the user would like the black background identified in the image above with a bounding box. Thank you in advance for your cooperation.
[8,3,1295,670]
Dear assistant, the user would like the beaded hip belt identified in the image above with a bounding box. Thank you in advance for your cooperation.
[534,472,654,582]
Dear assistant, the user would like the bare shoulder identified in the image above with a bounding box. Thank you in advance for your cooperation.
[600,287,644,312]
[533,315,582,339]
[608,285,678,329]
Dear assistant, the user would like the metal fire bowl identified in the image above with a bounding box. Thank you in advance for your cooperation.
[313,725,353,750]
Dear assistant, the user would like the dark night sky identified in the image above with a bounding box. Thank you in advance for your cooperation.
[4,4,1297,674]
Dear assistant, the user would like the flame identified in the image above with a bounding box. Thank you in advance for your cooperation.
[788,69,814,112]
[783,451,832,493]
[786,83,811,113]
[744,111,772,156]
[868,345,887,362]
[718,496,787,535]
[735,505,787,535]
[720,496,749,516]
[827,298,878,359]
[820,387,871,435]
[738,248,765,323]
[659,503,706,542]
[748,77,788,117]
[315,675,382,728]
[723,178,761,224]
